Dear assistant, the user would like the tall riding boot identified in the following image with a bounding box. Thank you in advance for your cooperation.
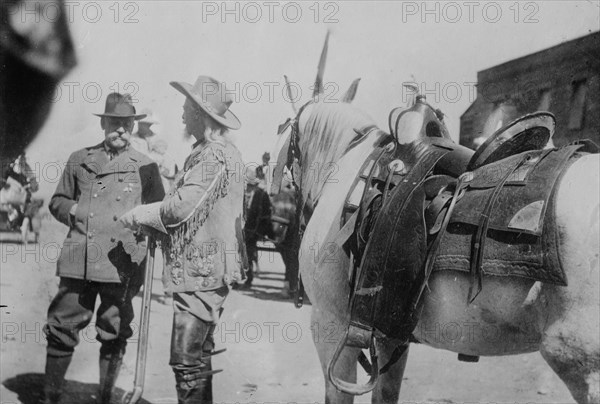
[175,372,213,404]
[98,354,123,404]
[43,354,72,404]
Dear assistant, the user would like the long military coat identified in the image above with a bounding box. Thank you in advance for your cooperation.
[143,140,246,293]
[50,143,164,283]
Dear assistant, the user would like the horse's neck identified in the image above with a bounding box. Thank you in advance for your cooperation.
[301,129,386,211]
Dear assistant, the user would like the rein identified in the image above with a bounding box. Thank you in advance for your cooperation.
[284,100,313,308]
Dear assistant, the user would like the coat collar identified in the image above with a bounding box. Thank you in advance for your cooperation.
[82,142,139,175]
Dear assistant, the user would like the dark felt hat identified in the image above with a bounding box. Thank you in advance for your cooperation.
[94,93,146,120]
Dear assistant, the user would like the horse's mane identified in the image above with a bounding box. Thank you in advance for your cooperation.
[298,102,376,205]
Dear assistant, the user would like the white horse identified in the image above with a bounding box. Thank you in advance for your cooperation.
[279,101,599,404]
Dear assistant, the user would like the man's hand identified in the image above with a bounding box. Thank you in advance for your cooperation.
[120,202,167,233]
[119,206,142,230]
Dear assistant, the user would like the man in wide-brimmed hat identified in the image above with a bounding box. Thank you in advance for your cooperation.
[120,76,245,403]
[42,93,165,404]
[129,108,159,156]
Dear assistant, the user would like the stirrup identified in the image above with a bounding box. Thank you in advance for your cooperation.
[327,328,379,395]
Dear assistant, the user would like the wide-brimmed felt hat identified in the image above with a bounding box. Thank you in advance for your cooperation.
[138,108,159,125]
[170,75,241,130]
[245,166,260,185]
[94,93,146,120]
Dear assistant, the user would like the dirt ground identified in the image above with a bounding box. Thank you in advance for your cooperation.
[1,214,576,404]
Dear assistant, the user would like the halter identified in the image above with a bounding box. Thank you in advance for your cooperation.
[282,100,313,308]
[284,100,314,190]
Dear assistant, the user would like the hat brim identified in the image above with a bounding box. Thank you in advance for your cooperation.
[138,119,158,125]
[94,113,147,120]
[170,81,241,130]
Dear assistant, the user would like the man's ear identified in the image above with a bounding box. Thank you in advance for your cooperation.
[100,117,106,130]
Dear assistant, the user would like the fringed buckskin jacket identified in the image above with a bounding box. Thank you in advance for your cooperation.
[142,140,246,293]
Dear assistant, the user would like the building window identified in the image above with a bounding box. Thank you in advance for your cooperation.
[568,79,587,130]
[537,89,552,111]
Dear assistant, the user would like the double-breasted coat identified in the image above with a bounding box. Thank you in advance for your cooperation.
[141,140,246,293]
[49,143,165,283]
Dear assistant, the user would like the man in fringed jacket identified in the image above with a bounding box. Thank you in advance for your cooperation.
[121,75,246,403]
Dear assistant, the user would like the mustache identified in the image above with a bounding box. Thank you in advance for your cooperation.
[107,131,131,139]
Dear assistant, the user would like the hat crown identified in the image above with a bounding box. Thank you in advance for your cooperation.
[103,93,137,117]
[190,76,233,117]
[245,166,260,185]
[170,75,241,130]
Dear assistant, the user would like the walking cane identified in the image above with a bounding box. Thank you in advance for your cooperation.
[122,234,155,404]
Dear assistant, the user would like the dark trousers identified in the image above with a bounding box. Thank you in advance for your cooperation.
[277,245,299,291]
[244,237,258,284]
[44,277,141,357]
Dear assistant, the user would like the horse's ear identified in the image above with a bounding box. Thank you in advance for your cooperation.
[284,75,298,115]
[342,78,361,103]
[312,30,330,98]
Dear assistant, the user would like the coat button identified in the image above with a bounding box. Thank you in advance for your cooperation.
[89,212,94,218]
[93,193,98,198]
[113,215,118,221]
[88,232,93,239]
[110,237,116,242]
[116,196,121,201]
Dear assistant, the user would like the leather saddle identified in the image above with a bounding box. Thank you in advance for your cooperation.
[340,107,578,348]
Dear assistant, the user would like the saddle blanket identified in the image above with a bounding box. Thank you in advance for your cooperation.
[433,145,584,285]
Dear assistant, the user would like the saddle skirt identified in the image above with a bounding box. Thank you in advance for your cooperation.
[433,144,585,286]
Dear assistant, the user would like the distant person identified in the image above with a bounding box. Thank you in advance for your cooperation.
[148,138,179,192]
[255,151,271,191]
[42,93,164,404]
[242,166,273,288]
[129,108,158,156]
[272,185,299,299]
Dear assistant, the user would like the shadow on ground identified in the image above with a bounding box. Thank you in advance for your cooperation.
[233,284,311,305]
[3,373,152,404]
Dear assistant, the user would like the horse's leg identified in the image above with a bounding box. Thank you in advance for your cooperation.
[539,281,600,404]
[311,306,358,404]
[539,154,600,404]
[371,340,409,404]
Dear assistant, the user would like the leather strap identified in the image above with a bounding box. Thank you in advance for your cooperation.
[468,151,539,303]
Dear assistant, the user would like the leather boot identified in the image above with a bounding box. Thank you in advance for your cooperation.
[97,354,123,404]
[42,354,72,404]
[175,373,212,404]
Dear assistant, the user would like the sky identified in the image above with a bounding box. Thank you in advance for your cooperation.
[24,0,600,197]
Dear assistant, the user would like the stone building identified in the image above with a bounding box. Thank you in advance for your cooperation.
[460,32,600,149]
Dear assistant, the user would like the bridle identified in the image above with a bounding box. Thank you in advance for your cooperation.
[284,100,313,191]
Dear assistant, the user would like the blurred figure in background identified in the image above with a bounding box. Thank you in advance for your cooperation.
[241,165,273,288]
[1,0,76,173]
[255,151,271,191]
[129,108,159,155]
[148,138,179,192]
